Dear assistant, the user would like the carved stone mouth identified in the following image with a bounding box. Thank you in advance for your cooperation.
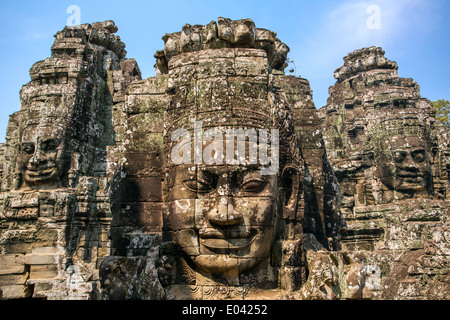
[199,229,257,251]
[397,173,423,177]
[25,167,56,179]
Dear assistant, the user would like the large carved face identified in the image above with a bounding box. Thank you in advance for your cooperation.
[166,162,280,275]
[376,135,432,194]
[162,43,296,277]
[17,125,68,190]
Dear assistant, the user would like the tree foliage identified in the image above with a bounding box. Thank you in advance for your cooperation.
[432,99,450,127]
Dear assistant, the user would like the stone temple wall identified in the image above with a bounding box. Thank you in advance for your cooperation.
[0,19,448,300]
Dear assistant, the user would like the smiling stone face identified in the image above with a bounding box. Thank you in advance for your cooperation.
[375,134,432,197]
[156,19,313,295]
[17,125,69,190]
[166,163,278,275]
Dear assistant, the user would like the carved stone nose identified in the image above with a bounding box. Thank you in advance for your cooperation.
[207,197,244,226]
[28,150,44,167]
[402,154,419,171]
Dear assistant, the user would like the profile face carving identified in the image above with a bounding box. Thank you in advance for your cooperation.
[167,162,280,275]
[17,125,68,190]
[376,135,432,195]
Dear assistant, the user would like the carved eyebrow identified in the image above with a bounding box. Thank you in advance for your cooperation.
[39,139,59,151]
[179,170,197,181]
[40,138,58,144]
[227,164,262,174]
[21,142,35,152]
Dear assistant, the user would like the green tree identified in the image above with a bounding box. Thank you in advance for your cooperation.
[432,99,450,127]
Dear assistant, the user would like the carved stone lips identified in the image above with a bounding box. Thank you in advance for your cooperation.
[397,173,424,181]
[198,229,257,251]
[25,167,56,178]
[397,171,422,176]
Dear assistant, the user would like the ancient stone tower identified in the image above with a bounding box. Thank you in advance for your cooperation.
[0,21,141,299]
[0,20,448,300]
[318,47,450,299]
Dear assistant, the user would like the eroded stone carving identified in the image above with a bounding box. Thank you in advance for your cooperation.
[101,18,338,300]
[17,124,67,190]
[0,20,140,299]
[155,18,290,76]
[160,48,305,298]
[371,118,433,200]
[0,21,448,301]
[318,46,450,299]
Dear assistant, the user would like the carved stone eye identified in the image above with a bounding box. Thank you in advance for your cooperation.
[392,151,406,163]
[183,171,218,193]
[183,179,214,193]
[412,150,425,162]
[22,143,35,155]
[242,179,267,193]
[41,139,58,153]
[196,179,216,193]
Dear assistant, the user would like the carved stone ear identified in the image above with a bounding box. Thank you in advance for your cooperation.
[362,151,375,167]
[281,166,300,220]
[431,147,438,162]
[13,172,22,190]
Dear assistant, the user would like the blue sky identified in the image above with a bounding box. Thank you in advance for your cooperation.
[0,0,449,142]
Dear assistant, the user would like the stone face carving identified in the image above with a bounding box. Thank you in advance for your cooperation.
[103,18,338,299]
[17,125,67,190]
[166,165,280,275]
[372,119,433,198]
[0,22,448,301]
[159,42,311,297]
[318,46,450,299]
[0,20,141,299]
[319,46,447,217]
